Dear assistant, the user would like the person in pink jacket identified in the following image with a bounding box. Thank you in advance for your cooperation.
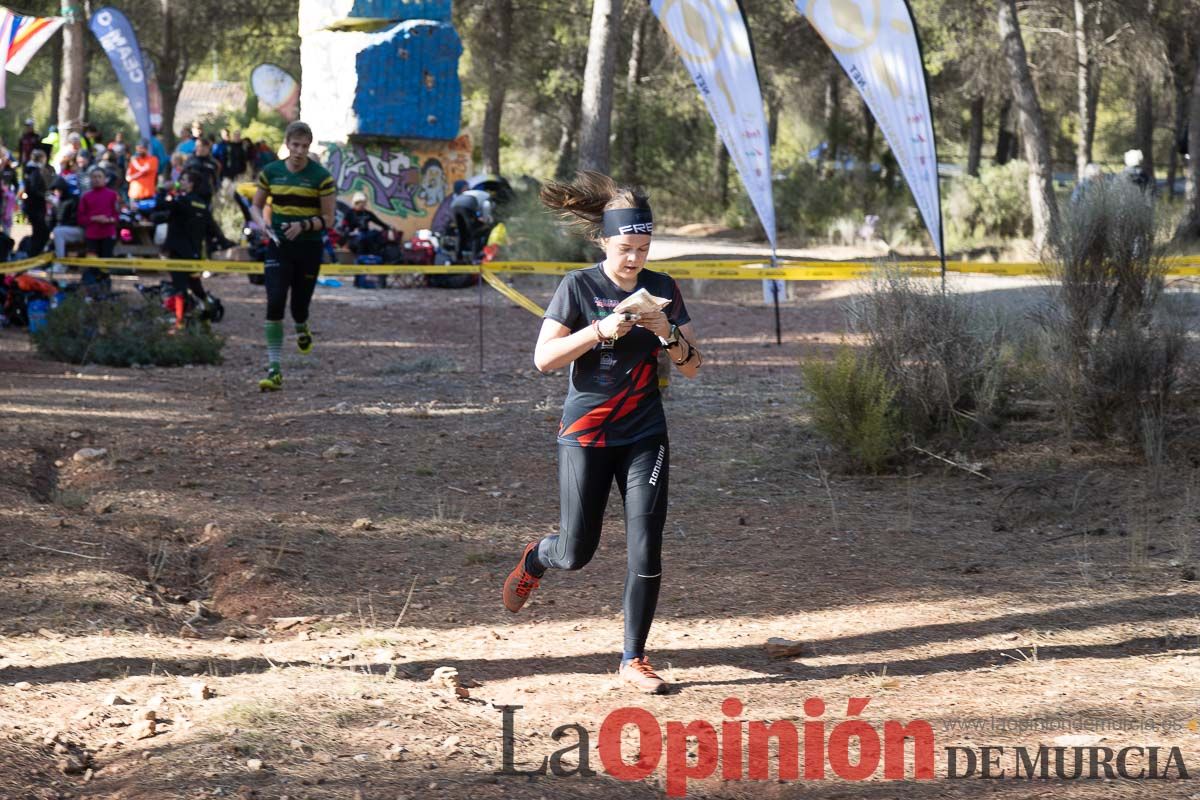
[77,167,120,286]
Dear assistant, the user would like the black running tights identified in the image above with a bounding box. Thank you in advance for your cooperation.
[535,435,669,658]
[264,239,322,322]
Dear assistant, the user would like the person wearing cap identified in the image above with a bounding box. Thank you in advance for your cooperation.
[341,191,391,255]
[126,140,159,201]
[499,170,702,696]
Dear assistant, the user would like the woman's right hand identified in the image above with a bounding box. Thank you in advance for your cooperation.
[597,312,640,340]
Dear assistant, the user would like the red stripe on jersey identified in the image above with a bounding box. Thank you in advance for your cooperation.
[561,385,631,438]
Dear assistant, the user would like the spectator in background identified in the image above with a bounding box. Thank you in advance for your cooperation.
[255,141,277,173]
[149,125,169,177]
[56,131,83,167]
[169,152,187,186]
[99,150,123,197]
[81,123,100,154]
[126,140,159,201]
[57,154,79,194]
[226,130,246,180]
[213,129,231,177]
[106,131,128,172]
[73,152,92,194]
[38,125,57,159]
[18,118,39,176]
[49,178,83,266]
[176,121,202,156]
[185,137,221,199]
[242,138,258,178]
[0,149,17,190]
[0,173,15,239]
[22,149,49,256]
[1124,150,1152,194]
[78,167,120,285]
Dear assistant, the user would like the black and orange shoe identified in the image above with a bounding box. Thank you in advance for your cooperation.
[619,657,669,694]
[502,542,541,613]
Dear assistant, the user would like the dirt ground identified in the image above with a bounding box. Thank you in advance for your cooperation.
[0,257,1198,800]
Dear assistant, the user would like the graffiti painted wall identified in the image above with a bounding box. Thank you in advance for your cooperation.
[322,135,471,238]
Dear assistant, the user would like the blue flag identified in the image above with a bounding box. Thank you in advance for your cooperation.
[89,7,151,140]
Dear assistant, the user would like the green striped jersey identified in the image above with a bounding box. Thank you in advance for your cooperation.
[257,159,335,241]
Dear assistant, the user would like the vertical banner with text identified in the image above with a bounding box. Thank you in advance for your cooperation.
[650,0,776,251]
[89,7,152,141]
[797,0,943,258]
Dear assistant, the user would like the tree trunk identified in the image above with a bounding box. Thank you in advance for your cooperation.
[555,103,581,180]
[1169,82,1187,198]
[1136,85,1156,183]
[1136,0,1157,182]
[967,94,984,176]
[713,129,729,209]
[81,0,92,128]
[480,0,513,175]
[619,5,647,184]
[998,0,1059,252]
[861,98,875,210]
[1185,50,1200,235]
[766,84,780,148]
[156,0,186,152]
[824,54,841,163]
[995,98,1015,166]
[577,0,621,174]
[1073,0,1093,178]
[57,1,85,136]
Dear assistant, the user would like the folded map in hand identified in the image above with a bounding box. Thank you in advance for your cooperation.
[613,288,671,316]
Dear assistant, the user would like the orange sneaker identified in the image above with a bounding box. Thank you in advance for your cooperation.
[502,542,541,613]
[619,656,669,694]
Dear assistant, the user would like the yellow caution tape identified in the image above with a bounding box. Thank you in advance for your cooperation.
[0,253,53,274]
[481,269,545,317]
[13,254,1200,283]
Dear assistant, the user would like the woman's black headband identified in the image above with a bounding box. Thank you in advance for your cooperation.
[602,207,654,237]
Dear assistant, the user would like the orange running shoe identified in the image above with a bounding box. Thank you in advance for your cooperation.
[619,656,669,694]
[502,542,541,613]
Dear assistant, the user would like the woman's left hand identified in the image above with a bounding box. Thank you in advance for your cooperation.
[637,309,671,339]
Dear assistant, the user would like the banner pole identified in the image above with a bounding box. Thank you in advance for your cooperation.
[771,250,782,346]
[477,266,484,373]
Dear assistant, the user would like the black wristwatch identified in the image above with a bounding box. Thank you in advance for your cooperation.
[663,324,681,350]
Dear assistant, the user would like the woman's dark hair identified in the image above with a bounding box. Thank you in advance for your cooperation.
[539,171,650,242]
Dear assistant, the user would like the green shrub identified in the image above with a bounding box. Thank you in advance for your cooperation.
[847,266,1007,442]
[33,294,224,368]
[945,161,1033,245]
[801,348,901,472]
[1036,176,1192,448]
[499,189,600,263]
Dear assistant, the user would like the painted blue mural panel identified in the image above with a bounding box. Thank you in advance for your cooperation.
[348,0,452,23]
[352,20,462,140]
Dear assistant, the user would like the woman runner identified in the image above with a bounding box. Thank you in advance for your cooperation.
[502,171,703,694]
[248,121,336,392]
